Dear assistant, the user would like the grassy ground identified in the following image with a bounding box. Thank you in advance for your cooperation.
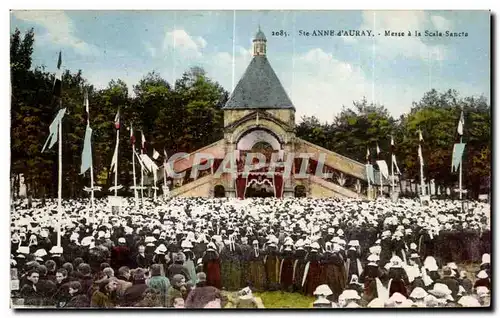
[224,262,481,309]
[254,291,315,308]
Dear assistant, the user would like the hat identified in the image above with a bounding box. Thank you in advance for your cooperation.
[446,262,458,270]
[424,256,438,271]
[207,242,217,251]
[49,246,63,254]
[369,245,381,255]
[17,246,30,254]
[145,236,156,243]
[428,283,453,300]
[81,236,94,247]
[347,240,359,247]
[476,286,489,297]
[458,296,481,307]
[388,292,407,304]
[310,242,320,250]
[481,253,490,266]
[410,253,420,259]
[424,294,438,306]
[340,289,360,300]
[313,284,333,296]
[367,254,379,262]
[367,298,385,308]
[337,229,344,236]
[70,232,79,242]
[390,256,403,268]
[118,237,126,244]
[154,244,167,254]
[409,287,428,299]
[34,249,47,258]
[181,240,193,249]
[477,270,488,279]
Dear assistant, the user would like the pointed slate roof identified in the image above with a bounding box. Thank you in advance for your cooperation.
[223,56,295,110]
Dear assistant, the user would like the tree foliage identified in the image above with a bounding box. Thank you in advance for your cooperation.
[10,29,228,199]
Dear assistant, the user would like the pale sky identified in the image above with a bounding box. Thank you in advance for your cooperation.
[11,10,490,122]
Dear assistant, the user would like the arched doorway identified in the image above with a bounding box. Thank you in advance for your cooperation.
[214,185,225,198]
[295,185,306,197]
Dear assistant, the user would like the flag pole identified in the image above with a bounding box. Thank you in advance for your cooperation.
[163,158,167,199]
[140,133,145,204]
[114,128,119,197]
[377,143,383,197]
[459,134,463,210]
[379,167,384,197]
[141,164,144,204]
[132,137,138,208]
[89,152,95,221]
[391,138,395,194]
[419,146,424,196]
[459,108,464,212]
[57,99,63,247]
[366,147,372,199]
[153,172,157,201]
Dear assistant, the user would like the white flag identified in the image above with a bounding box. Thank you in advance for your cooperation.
[376,160,389,179]
[153,149,160,160]
[139,154,158,172]
[457,110,464,136]
[392,154,401,175]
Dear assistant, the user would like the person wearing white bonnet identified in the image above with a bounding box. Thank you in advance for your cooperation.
[312,284,333,308]
[386,292,413,308]
[457,295,481,307]
[474,270,490,290]
[446,262,459,278]
[384,255,410,300]
[423,256,440,282]
[279,237,295,292]
[339,289,361,308]
[179,239,197,285]
[428,283,454,306]
[480,253,490,274]
[301,241,323,296]
[475,286,490,307]
[346,240,362,281]
[367,298,385,308]
[34,248,47,263]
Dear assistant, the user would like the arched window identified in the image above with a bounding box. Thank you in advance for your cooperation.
[214,185,226,198]
[294,185,306,198]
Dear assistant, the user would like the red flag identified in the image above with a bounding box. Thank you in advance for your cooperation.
[114,110,120,130]
[130,125,136,145]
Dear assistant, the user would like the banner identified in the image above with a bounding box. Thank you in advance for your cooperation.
[365,164,375,183]
[80,125,93,175]
[451,143,466,172]
[376,160,389,179]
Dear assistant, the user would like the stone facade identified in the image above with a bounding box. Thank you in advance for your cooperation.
[163,28,374,200]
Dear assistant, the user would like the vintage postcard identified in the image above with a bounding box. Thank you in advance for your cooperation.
[10,10,491,309]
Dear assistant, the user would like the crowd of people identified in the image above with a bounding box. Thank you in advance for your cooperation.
[10,196,491,308]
